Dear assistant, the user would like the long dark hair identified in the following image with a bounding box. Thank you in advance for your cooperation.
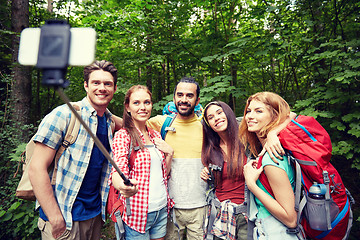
[123,85,152,149]
[201,101,245,186]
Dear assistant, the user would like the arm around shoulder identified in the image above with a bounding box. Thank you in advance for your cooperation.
[260,111,297,160]
[146,115,164,132]
[112,115,123,131]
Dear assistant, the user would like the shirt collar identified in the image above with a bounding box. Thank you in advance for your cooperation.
[81,97,112,119]
[134,125,156,143]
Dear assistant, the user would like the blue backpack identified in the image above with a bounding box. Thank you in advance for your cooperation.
[160,102,203,139]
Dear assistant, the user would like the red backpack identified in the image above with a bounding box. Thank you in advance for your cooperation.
[258,115,354,240]
[107,140,137,222]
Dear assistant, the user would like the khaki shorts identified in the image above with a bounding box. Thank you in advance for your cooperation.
[37,214,103,240]
[165,206,206,240]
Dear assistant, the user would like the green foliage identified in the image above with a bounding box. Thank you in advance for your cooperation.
[0,122,39,239]
[2,0,360,238]
[0,200,39,239]
[201,75,236,103]
[152,94,173,114]
[0,70,39,238]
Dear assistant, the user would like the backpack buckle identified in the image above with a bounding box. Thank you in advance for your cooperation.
[286,228,299,234]
[165,127,176,133]
[62,140,70,148]
[323,171,330,184]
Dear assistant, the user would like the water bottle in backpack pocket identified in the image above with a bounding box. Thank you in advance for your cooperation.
[304,182,339,231]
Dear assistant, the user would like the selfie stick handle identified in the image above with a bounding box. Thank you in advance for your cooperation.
[56,88,132,187]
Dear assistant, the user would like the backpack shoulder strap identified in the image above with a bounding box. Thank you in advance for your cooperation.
[128,139,134,168]
[257,155,275,197]
[50,103,81,185]
[160,113,177,140]
[110,118,115,134]
[257,153,301,201]
[258,153,305,238]
[124,137,136,216]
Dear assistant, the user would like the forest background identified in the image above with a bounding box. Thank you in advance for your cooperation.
[0,0,359,239]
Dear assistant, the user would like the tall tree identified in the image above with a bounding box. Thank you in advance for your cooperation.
[10,0,31,139]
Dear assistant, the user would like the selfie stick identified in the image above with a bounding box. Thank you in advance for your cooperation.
[57,88,129,183]
[56,88,132,215]
[29,19,133,215]
[19,19,133,215]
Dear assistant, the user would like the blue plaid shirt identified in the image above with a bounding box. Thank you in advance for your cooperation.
[34,97,113,230]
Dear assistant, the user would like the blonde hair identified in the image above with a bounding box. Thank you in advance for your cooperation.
[239,92,290,156]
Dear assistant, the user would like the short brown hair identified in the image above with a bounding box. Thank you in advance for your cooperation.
[83,60,118,86]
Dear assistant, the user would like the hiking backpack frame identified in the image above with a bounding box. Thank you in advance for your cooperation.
[258,115,354,240]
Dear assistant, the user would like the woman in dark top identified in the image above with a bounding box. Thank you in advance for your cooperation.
[200,101,247,240]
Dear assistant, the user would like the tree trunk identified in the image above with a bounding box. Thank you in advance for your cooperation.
[47,0,53,12]
[229,56,237,113]
[11,0,31,139]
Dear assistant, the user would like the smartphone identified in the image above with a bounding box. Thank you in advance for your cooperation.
[18,27,96,66]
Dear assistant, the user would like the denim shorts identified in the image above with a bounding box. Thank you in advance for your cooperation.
[254,215,298,240]
[125,206,167,240]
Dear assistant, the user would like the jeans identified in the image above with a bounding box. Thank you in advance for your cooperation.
[124,207,167,240]
[254,215,298,240]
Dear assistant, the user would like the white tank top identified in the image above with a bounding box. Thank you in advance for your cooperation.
[146,145,167,212]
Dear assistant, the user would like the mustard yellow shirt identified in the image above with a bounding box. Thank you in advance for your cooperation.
[147,115,207,208]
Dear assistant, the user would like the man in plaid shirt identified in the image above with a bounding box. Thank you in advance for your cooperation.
[29,60,119,240]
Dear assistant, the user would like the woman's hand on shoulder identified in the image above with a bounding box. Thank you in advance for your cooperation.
[243,160,263,189]
[259,131,284,163]
[154,137,174,157]
[259,111,297,162]
[200,167,210,182]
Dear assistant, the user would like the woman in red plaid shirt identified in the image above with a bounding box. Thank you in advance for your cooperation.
[110,85,174,240]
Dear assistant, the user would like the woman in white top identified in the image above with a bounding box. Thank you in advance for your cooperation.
[111,85,174,240]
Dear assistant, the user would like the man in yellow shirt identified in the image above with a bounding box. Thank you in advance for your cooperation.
[147,77,207,240]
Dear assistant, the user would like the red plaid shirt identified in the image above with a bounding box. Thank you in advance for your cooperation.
[110,127,174,233]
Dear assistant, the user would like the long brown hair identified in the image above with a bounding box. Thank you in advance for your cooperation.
[123,85,152,149]
[239,92,290,156]
[201,101,245,186]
